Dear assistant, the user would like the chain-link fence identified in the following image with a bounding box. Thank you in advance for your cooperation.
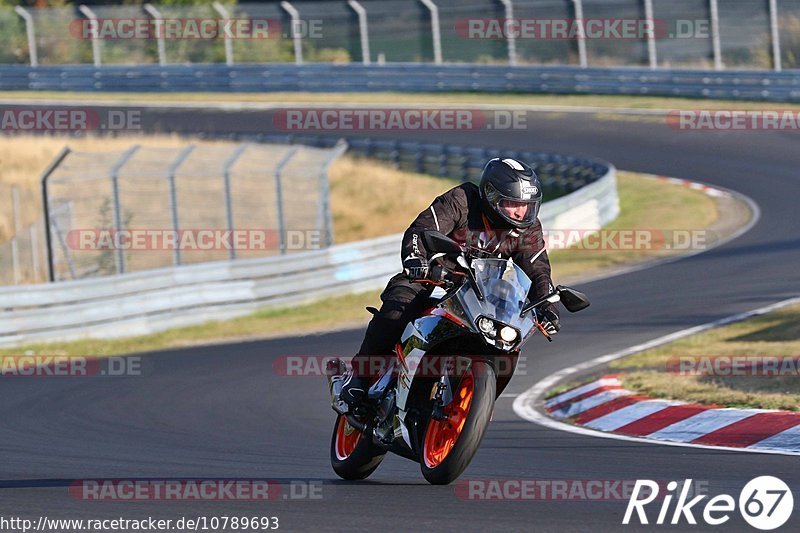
[0,184,46,285]
[0,1,796,70]
[8,141,346,284]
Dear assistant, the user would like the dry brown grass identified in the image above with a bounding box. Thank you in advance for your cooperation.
[0,134,457,246]
[0,134,195,188]
[328,155,459,242]
[0,135,203,238]
[548,171,718,280]
[610,303,800,410]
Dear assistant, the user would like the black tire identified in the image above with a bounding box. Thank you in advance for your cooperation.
[420,360,496,485]
[330,415,386,480]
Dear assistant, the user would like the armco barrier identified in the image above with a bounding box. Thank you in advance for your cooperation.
[0,167,617,347]
[251,134,608,197]
[0,64,798,101]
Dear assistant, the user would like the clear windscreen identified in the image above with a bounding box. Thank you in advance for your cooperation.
[471,258,532,324]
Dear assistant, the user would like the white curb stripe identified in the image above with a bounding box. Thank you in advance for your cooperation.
[544,377,621,408]
[585,399,682,431]
[647,409,765,443]
[748,424,800,453]
[549,389,632,419]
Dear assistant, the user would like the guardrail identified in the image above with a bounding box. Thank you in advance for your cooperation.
[250,134,609,199]
[0,163,618,348]
[1,64,798,101]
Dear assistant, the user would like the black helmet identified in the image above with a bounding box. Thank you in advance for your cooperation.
[479,158,543,229]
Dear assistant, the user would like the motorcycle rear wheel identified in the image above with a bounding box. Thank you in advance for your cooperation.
[330,415,386,480]
[420,360,496,485]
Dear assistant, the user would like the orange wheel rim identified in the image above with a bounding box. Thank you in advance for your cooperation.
[335,416,361,460]
[423,371,475,468]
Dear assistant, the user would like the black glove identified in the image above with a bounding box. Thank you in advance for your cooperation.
[535,308,560,335]
[403,256,429,280]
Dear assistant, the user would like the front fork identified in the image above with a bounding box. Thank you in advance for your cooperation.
[430,377,454,420]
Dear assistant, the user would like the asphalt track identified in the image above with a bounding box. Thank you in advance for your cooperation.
[1,105,799,532]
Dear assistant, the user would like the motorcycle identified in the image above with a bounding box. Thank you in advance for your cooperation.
[326,230,590,485]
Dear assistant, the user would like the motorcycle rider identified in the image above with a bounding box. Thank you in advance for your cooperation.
[341,157,560,406]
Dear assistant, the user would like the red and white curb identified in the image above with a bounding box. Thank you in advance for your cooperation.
[513,296,800,456]
[653,175,730,198]
[545,375,800,453]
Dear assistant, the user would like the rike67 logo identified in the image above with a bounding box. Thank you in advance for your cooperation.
[623,476,793,530]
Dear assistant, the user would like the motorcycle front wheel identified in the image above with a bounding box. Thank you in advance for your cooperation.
[330,415,386,480]
[420,360,496,485]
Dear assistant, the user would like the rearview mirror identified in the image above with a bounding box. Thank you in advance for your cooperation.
[557,286,591,313]
[423,231,462,255]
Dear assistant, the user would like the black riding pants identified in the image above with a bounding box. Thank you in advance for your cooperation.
[352,273,432,379]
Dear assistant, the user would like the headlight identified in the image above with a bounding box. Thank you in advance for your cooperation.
[499,326,518,342]
[478,317,496,337]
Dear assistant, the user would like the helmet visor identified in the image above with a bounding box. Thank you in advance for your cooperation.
[497,198,539,226]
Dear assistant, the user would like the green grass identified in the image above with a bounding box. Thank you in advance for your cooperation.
[608,303,800,411]
[3,91,800,112]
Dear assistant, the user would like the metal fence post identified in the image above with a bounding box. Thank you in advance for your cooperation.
[571,0,588,68]
[274,147,300,255]
[709,0,722,70]
[280,1,304,65]
[213,1,235,66]
[78,5,102,67]
[11,186,22,284]
[643,0,657,69]
[167,145,196,267]
[419,0,443,64]
[769,0,782,72]
[347,0,371,65]
[222,143,250,260]
[30,223,40,282]
[498,0,517,66]
[109,145,140,275]
[50,207,77,281]
[319,140,348,248]
[41,147,71,282]
[143,4,167,66]
[13,6,38,68]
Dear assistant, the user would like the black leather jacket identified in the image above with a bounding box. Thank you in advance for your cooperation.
[401,182,557,316]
